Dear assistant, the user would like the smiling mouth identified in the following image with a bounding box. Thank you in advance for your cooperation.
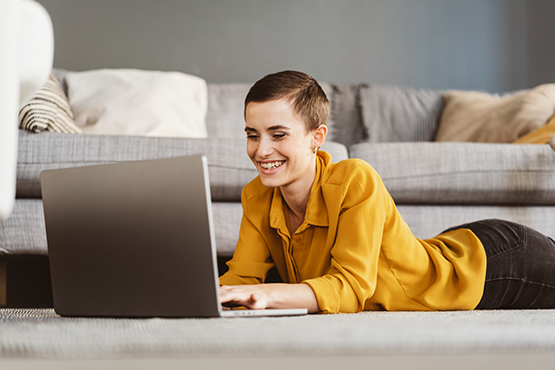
[259,161,285,170]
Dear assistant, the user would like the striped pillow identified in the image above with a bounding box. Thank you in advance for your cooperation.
[18,72,82,134]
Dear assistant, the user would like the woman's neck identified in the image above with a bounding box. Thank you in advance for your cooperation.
[280,160,317,231]
[283,189,310,221]
[283,191,309,235]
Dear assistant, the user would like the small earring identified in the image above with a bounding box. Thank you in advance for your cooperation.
[312,147,318,154]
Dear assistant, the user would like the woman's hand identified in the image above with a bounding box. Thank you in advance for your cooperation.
[219,283,320,313]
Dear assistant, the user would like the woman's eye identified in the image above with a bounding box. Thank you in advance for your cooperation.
[273,133,286,139]
[246,135,259,140]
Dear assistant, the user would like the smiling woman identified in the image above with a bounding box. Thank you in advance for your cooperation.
[218,71,555,313]
[244,100,326,192]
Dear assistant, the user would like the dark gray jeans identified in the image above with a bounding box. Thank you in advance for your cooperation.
[443,219,555,309]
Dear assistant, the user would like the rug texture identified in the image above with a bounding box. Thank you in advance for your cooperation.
[1,309,555,358]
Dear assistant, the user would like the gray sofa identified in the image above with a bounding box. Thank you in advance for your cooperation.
[2,69,555,308]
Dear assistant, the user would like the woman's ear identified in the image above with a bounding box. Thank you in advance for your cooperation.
[312,125,328,149]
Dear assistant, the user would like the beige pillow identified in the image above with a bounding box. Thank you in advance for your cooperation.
[435,84,555,143]
[66,69,208,138]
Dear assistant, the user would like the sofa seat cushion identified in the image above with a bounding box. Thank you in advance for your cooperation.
[16,130,349,200]
[350,142,555,205]
[17,131,254,201]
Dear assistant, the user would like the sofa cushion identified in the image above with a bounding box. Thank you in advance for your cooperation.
[327,84,367,148]
[206,83,336,139]
[206,84,251,139]
[360,84,444,143]
[66,69,208,138]
[435,84,555,143]
[350,142,555,205]
[16,130,349,200]
[16,131,253,201]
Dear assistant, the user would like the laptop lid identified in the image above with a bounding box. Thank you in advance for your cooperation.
[41,155,223,318]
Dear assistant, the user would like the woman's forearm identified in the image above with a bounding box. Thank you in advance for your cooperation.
[266,283,320,313]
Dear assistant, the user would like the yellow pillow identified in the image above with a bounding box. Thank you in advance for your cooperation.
[513,114,555,144]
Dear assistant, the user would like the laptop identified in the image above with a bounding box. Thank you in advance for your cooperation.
[40,155,307,318]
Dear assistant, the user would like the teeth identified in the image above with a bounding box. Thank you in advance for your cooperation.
[260,161,285,170]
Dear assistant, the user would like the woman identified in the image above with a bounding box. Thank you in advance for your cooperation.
[219,70,555,313]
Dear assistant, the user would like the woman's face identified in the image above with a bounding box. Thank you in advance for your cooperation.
[244,99,320,192]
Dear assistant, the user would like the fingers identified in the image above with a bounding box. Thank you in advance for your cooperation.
[219,285,268,310]
[219,285,250,306]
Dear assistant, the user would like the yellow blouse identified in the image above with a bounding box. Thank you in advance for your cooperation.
[219,151,487,313]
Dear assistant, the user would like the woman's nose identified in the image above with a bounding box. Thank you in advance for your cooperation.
[256,137,274,157]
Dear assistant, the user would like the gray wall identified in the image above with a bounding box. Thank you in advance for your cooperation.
[527,1,555,88]
[37,0,552,92]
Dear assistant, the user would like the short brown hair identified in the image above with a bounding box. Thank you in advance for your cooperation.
[245,70,329,132]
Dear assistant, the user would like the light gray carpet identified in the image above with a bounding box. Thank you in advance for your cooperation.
[1,309,555,358]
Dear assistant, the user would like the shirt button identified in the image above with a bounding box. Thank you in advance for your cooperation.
[295,237,301,243]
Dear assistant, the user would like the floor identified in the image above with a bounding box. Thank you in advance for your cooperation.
[2,353,555,370]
